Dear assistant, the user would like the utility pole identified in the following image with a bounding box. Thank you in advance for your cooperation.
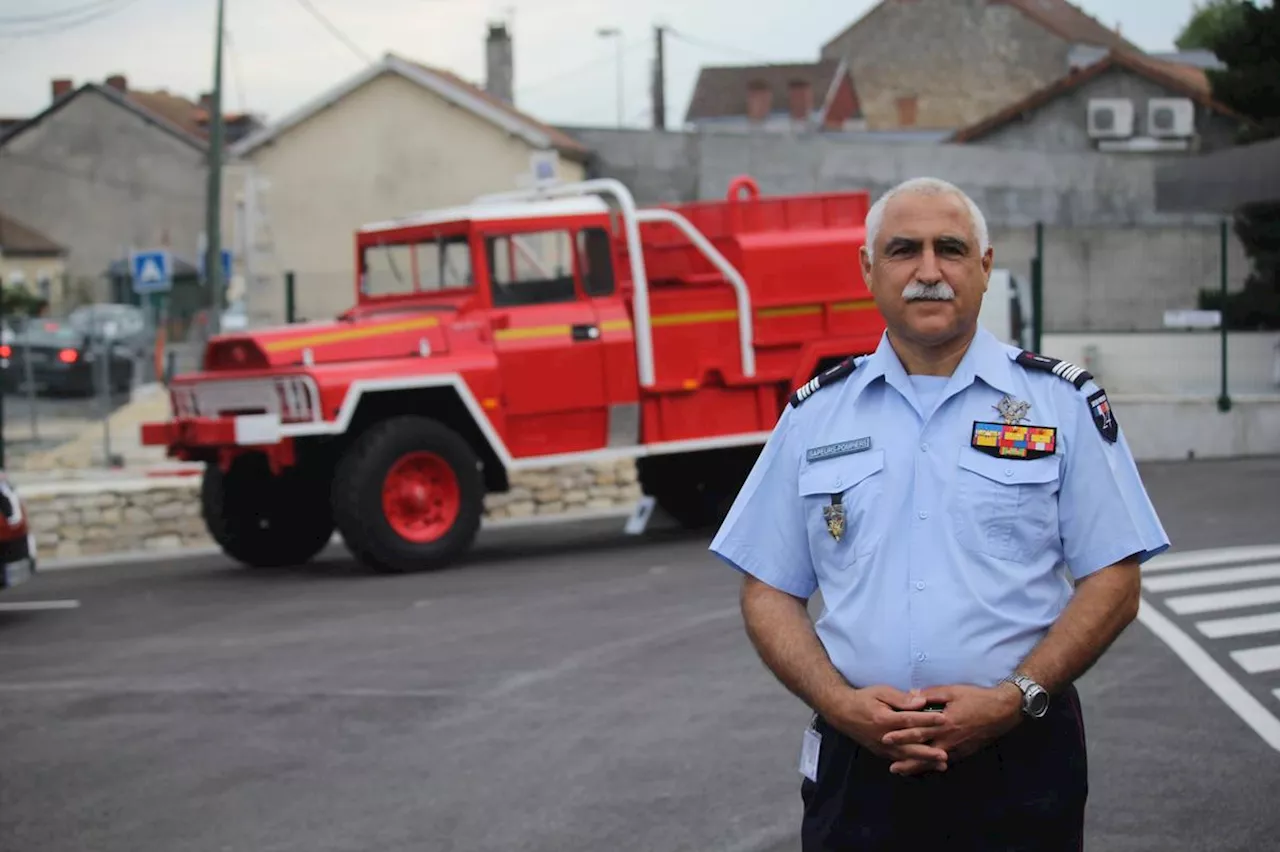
[652,24,666,130]
[204,0,227,336]
[597,27,623,128]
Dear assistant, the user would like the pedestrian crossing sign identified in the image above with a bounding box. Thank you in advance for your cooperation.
[130,249,172,295]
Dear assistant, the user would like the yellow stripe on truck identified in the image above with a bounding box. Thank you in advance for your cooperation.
[263,316,440,352]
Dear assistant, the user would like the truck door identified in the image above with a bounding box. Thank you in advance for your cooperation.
[482,226,609,458]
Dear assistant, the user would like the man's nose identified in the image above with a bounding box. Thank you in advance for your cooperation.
[916,249,943,283]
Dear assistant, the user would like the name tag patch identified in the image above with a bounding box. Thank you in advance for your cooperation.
[971,421,1057,460]
[806,437,872,462]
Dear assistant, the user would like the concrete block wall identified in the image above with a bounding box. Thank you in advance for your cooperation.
[24,460,644,562]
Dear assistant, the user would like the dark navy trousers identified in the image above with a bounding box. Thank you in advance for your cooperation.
[800,685,1088,851]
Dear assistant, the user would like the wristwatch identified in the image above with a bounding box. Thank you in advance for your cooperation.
[1004,673,1050,718]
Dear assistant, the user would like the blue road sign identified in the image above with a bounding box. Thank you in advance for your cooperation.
[199,248,232,283]
[130,249,172,295]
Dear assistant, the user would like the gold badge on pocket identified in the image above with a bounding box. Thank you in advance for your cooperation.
[823,495,845,542]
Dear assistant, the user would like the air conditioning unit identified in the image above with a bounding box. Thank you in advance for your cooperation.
[1148,97,1195,138]
[1087,98,1134,138]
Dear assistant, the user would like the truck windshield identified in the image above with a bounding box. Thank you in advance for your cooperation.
[362,234,473,296]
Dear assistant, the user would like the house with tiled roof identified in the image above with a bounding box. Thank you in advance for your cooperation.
[0,210,67,309]
[0,78,209,303]
[819,0,1146,130]
[224,24,596,326]
[683,59,865,133]
[949,49,1249,154]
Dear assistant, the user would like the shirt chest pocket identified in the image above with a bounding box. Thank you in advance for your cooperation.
[950,450,1061,563]
[797,449,887,569]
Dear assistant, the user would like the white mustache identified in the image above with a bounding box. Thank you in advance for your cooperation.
[903,281,956,302]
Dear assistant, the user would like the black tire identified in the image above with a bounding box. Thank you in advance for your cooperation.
[638,447,760,531]
[331,415,484,573]
[201,454,336,568]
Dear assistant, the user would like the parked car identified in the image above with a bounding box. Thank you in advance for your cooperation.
[0,473,36,591]
[67,303,150,361]
[0,320,134,396]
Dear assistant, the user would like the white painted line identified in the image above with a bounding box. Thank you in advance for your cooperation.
[0,596,79,611]
[1136,598,1280,752]
[1143,544,1280,573]
[1165,585,1280,615]
[1231,644,1280,675]
[1274,688,1280,704]
[1197,612,1280,639]
[1144,562,1280,593]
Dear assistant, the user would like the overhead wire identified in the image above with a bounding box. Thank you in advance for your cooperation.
[291,0,374,65]
[0,0,119,24]
[0,0,141,38]
[515,37,647,98]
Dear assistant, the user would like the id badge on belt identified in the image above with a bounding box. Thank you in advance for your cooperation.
[799,714,821,782]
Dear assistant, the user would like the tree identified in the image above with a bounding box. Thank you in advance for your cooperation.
[1193,1,1280,329]
[1175,0,1249,52]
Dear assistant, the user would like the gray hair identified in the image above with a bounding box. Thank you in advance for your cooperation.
[864,177,990,262]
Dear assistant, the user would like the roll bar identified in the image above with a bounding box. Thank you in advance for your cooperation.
[472,178,756,386]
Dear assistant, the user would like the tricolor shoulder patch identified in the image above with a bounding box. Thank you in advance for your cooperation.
[1087,389,1118,443]
[790,357,858,407]
[1014,351,1093,390]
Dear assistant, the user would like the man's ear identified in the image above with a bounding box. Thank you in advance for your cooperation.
[860,245,874,290]
[980,246,994,291]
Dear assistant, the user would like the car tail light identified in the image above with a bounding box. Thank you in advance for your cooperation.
[0,345,10,358]
[58,348,78,363]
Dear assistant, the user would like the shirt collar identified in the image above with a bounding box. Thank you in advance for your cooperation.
[852,325,1020,399]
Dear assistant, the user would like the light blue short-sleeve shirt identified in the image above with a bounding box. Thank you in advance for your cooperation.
[710,326,1170,693]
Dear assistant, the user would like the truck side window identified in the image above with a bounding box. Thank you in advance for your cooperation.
[486,230,577,307]
[577,227,616,298]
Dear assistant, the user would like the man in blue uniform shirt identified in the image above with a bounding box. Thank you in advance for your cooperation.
[710,177,1169,851]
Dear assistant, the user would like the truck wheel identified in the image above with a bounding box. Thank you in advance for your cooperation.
[202,454,335,568]
[331,416,484,573]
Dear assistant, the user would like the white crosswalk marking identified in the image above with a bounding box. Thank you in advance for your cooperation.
[1165,585,1280,615]
[1196,612,1280,639]
[1142,544,1280,573]
[1143,563,1280,593]
[1231,645,1280,675]
[1136,543,1280,753]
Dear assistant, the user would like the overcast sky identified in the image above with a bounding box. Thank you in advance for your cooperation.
[0,0,1219,130]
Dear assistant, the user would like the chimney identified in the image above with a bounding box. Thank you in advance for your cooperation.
[105,74,127,93]
[746,80,772,123]
[788,80,813,123]
[896,95,918,127]
[51,78,74,101]
[485,22,514,103]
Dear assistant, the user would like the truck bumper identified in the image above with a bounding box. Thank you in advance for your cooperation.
[141,413,285,449]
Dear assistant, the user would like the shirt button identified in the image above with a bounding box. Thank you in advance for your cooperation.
[1005,469,1014,477]
[920,442,929,452]
[917,510,929,520]
[915,581,925,591]
[917,653,927,661]
[835,477,842,488]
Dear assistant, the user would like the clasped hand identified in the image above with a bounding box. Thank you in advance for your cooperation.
[830,683,1022,777]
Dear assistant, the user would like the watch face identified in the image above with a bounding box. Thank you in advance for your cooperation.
[1027,690,1050,717]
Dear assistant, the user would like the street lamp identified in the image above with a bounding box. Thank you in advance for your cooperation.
[597,27,623,128]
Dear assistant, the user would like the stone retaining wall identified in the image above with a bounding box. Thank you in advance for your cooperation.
[22,459,643,561]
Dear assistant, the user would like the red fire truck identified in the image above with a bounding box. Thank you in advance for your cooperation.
[140,175,885,573]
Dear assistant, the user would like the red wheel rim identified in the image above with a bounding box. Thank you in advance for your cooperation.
[381,451,461,543]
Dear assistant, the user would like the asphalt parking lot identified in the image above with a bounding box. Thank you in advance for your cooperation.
[1,457,1278,852]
